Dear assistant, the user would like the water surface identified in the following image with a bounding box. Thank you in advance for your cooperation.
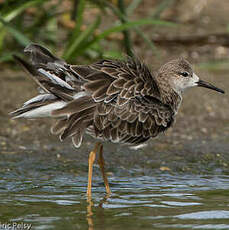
[1,173,229,230]
[0,68,228,230]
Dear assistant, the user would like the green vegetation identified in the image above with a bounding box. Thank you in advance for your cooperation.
[0,0,175,63]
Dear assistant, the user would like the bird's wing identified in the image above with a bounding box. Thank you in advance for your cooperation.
[70,58,161,103]
[13,43,174,145]
[70,58,174,144]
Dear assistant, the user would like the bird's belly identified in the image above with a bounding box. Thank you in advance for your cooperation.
[85,120,169,145]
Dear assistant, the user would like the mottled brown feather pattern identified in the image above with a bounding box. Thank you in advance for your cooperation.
[12,44,182,148]
[72,58,175,145]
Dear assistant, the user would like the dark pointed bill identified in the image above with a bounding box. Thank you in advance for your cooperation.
[197,80,225,94]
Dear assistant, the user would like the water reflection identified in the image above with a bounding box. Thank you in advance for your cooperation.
[87,193,110,230]
[87,198,94,230]
[1,175,229,230]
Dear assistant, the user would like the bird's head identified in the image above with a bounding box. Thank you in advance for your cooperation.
[158,58,225,95]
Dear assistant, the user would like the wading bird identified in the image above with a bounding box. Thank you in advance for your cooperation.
[11,44,225,197]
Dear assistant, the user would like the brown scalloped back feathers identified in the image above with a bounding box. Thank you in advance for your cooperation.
[11,44,183,148]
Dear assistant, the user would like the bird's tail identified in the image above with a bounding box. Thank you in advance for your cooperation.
[11,43,79,119]
[11,43,97,148]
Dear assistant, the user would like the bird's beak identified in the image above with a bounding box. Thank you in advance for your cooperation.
[197,80,225,94]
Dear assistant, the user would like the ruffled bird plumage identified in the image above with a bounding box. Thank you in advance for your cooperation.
[11,43,178,148]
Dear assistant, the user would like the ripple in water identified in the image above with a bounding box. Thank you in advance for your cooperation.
[1,175,229,230]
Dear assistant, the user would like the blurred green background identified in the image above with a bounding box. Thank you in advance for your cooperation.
[1,0,229,68]
[0,0,177,64]
[2,0,229,71]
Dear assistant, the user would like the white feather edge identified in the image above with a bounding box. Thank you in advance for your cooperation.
[129,143,148,150]
[72,135,83,148]
[16,91,87,119]
[38,68,74,90]
[73,91,87,99]
[14,101,67,119]
[23,94,56,106]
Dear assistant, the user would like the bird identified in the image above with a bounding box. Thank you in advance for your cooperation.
[11,43,225,197]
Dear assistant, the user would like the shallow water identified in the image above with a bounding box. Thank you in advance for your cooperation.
[0,68,228,229]
[1,173,229,230]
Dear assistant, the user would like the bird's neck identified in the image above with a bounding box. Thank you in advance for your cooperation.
[162,88,182,113]
[156,76,182,112]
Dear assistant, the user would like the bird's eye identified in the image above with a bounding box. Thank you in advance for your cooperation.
[180,72,189,77]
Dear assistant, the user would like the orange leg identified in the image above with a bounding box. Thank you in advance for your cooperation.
[87,142,111,197]
[97,144,111,195]
[87,143,98,197]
